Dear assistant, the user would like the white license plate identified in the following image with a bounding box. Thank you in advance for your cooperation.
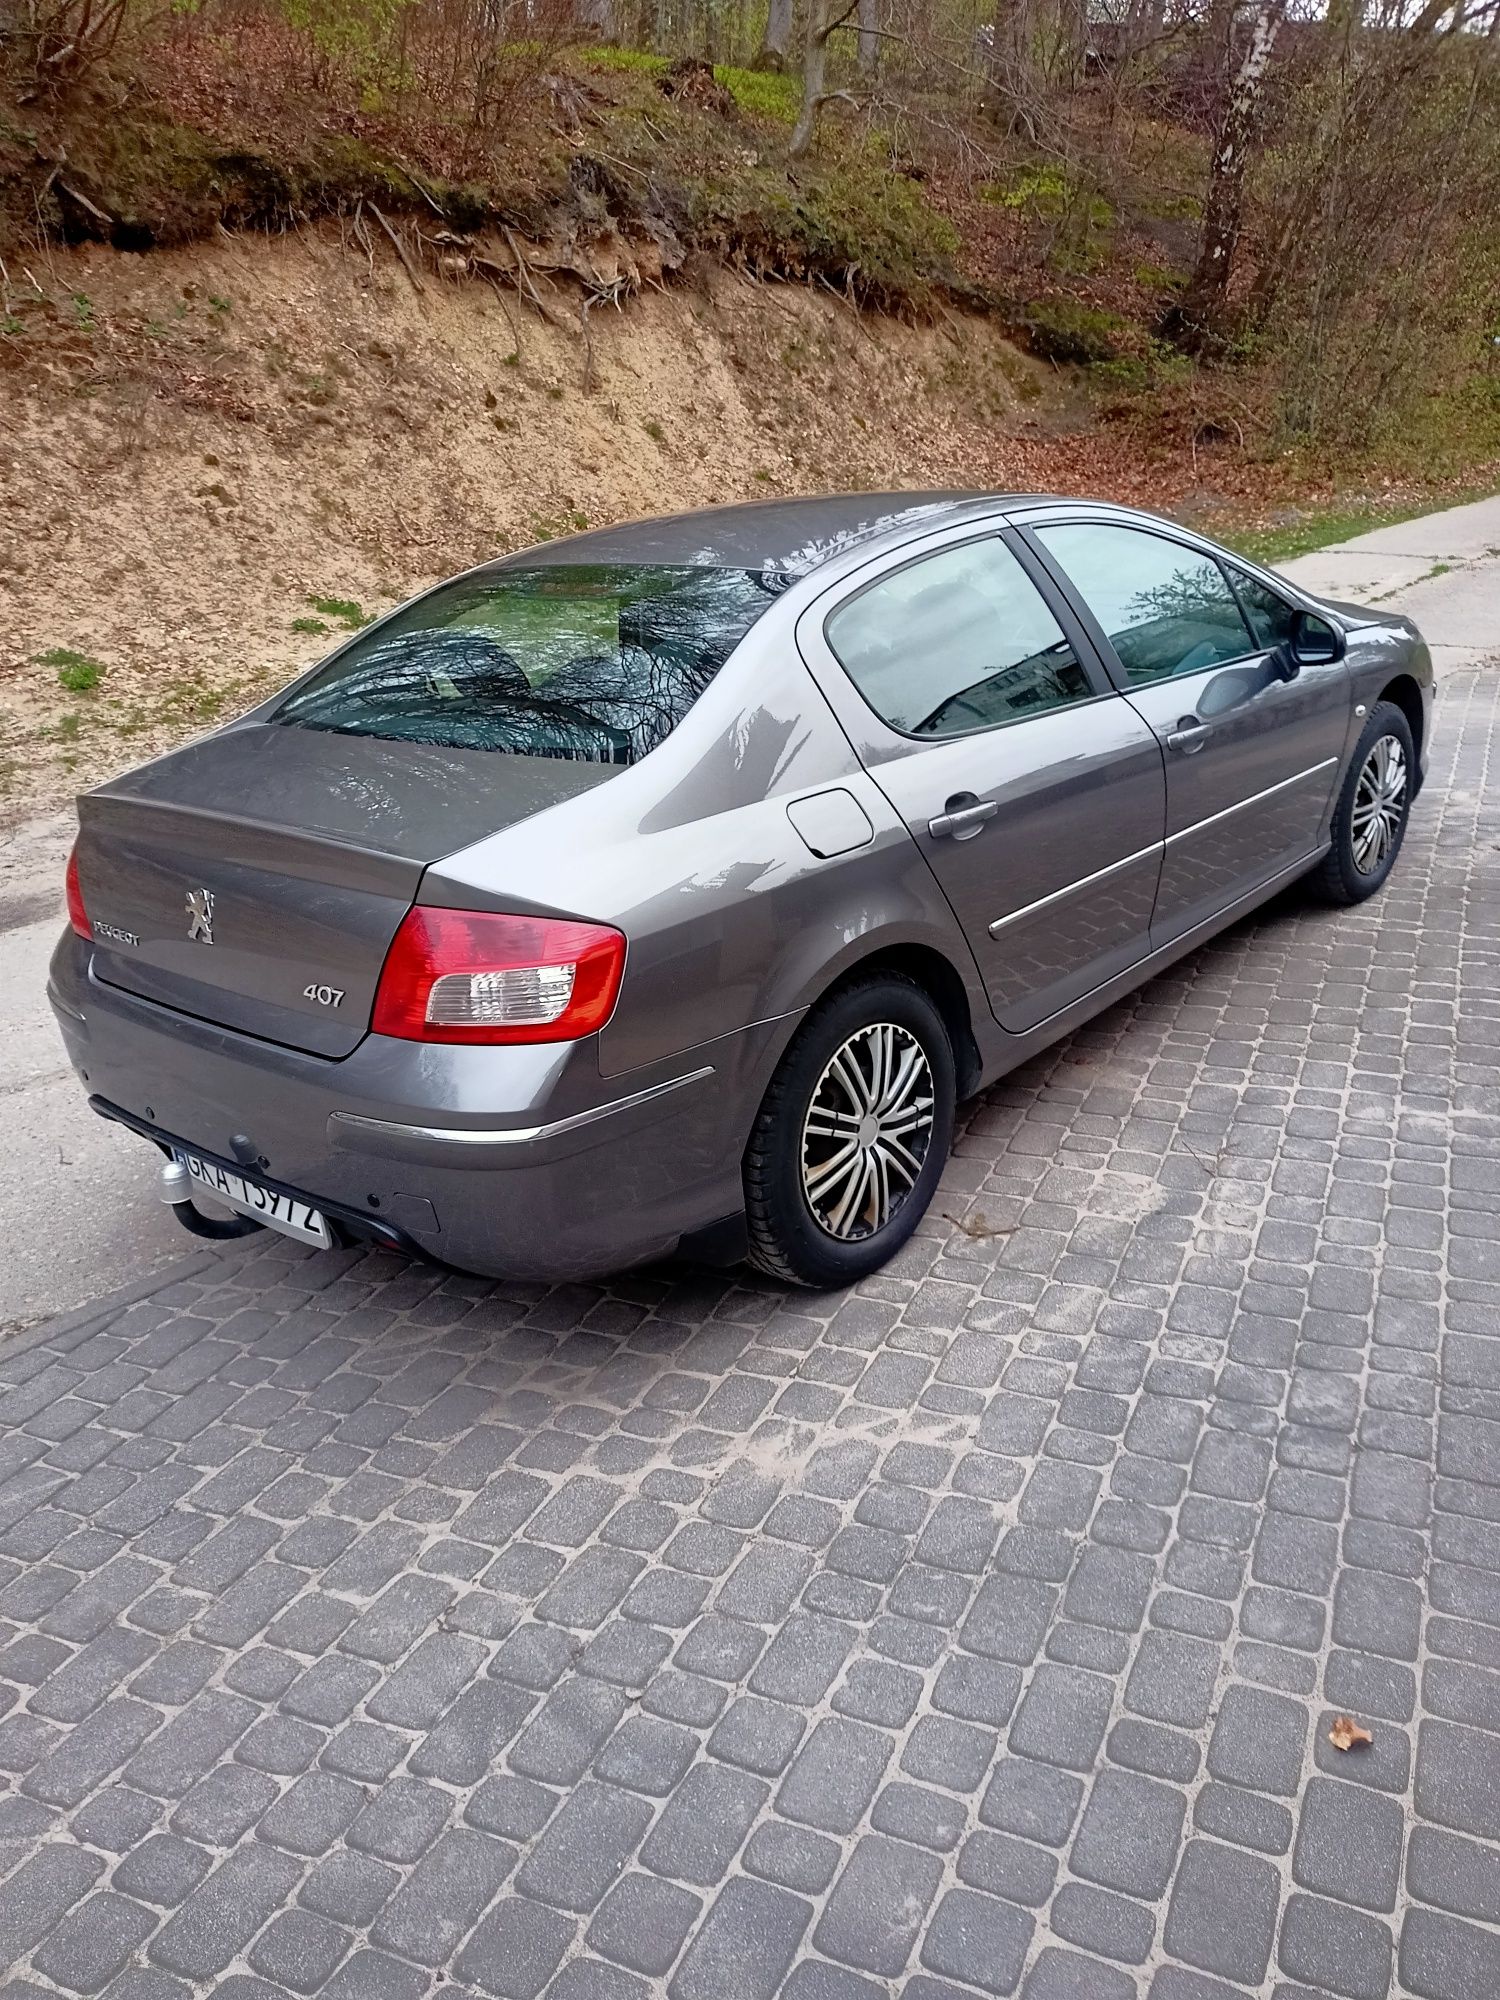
[177,1150,333,1248]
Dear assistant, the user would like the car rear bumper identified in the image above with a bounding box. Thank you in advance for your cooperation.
[50,934,788,1281]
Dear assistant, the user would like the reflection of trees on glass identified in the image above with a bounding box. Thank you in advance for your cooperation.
[1123,562,1239,632]
[1109,558,1249,681]
[277,566,778,763]
[1038,525,1253,687]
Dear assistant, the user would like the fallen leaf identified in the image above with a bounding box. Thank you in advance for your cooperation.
[1329,1715,1374,1751]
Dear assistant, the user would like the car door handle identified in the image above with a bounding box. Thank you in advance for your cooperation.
[928,797,998,840]
[1166,717,1210,754]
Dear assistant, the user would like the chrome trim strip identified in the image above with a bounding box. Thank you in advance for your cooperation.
[988,841,1164,937]
[1016,844,1327,1037]
[984,758,1340,940]
[332,1066,716,1149]
[1163,758,1339,848]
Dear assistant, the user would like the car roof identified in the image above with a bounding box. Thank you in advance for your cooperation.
[494,492,1063,577]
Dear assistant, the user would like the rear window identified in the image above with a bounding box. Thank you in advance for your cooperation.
[275,564,782,764]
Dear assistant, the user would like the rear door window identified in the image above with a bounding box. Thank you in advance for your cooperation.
[276,564,781,764]
[825,537,1096,738]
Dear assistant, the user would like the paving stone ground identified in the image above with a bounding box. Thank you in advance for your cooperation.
[1,668,1498,2000]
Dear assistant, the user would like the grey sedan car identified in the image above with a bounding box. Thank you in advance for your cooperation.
[51,493,1431,1287]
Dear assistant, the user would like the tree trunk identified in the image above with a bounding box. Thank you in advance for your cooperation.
[1164,0,1286,352]
[984,0,1043,139]
[857,0,877,74]
[578,0,617,36]
[789,5,833,157]
[754,0,794,70]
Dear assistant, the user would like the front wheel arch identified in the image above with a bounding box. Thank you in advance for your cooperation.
[1375,671,1426,772]
[1311,699,1415,905]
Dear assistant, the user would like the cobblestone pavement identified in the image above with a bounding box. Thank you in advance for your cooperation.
[1,669,1498,2000]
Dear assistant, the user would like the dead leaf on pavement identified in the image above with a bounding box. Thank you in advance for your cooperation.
[1329,1714,1374,1751]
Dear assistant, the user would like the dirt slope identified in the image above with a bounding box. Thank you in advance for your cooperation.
[0,225,1107,821]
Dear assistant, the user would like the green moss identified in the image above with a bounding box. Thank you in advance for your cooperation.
[527,510,589,541]
[1134,188,1202,223]
[714,64,797,121]
[675,146,958,309]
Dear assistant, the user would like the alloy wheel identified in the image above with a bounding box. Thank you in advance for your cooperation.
[1351,733,1408,874]
[800,1021,935,1240]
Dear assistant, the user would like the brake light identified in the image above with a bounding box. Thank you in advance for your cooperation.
[65,846,90,940]
[372,908,626,1045]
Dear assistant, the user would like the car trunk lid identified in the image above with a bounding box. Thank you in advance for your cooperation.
[76,722,618,1057]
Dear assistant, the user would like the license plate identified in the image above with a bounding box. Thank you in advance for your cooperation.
[177,1150,333,1249]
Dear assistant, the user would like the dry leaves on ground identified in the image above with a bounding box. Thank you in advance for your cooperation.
[1329,1715,1375,1751]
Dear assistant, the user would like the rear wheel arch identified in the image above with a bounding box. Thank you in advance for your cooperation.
[807,942,984,1100]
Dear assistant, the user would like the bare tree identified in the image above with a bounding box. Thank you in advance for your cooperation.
[857,0,878,74]
[788,0,861,158]
[982,0,1045,140]
[1163,0,1287,351]
[754,0,795,69]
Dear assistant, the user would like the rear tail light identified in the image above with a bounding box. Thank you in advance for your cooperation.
[65,846,90,940]
[372,907,626,1045]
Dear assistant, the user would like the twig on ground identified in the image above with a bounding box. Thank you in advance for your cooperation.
[368,204,426,295]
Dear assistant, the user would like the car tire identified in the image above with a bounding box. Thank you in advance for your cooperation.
[1309,700,1415,906]
[743,972,956,1289]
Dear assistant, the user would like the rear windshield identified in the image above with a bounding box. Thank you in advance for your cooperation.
[275,564,782,764]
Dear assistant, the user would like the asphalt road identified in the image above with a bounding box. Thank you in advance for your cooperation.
[1,495,1497,1334]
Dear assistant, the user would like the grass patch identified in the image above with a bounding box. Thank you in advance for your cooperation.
[983,164,1113,233]
[291,615,330,635]
[37,646,105,692]
[526,510,589,542]
[307,595,371,629]
[582,45,667,76]
[1219,502,1436,566]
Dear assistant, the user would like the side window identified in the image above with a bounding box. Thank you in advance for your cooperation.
[1227,566,1299,651]
[825,538,1095,738]
[1036,522,1255,687]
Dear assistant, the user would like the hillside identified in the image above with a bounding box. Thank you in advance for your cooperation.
[0,226,1066,818]
[2,11,1497,819]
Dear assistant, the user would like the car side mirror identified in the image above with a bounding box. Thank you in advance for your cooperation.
[1290,609,1345,667]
